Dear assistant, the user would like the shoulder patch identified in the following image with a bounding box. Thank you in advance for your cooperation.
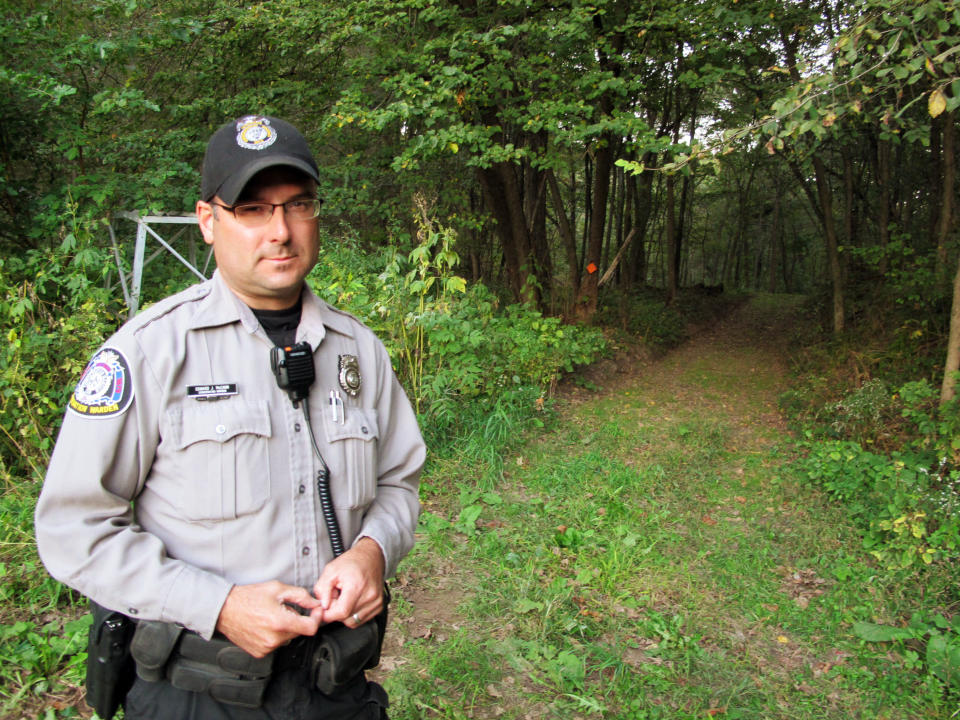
[68,347,134,419]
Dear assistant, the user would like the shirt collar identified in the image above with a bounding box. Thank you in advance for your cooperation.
[187,271,257,333]
[188,271,356,345]
[298,281,356,347]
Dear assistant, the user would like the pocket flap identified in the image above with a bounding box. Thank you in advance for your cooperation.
[168,401,272,449]
[324,407,379,444]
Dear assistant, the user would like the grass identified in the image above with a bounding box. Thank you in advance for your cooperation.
[2,292,958,718]
[379,295,959,720]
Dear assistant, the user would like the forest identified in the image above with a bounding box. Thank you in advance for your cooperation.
[1,0,959,717]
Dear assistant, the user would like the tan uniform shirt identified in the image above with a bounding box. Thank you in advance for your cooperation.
[35,272,424,639]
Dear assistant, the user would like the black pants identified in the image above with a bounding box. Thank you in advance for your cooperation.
[123,670,388,720]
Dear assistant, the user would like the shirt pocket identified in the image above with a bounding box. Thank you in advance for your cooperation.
[323,407,379,510]
[166,400,272,521]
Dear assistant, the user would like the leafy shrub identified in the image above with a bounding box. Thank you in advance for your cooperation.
[796,440,959,568]
[312,214,607,416]
[0,218,121,487]
[828,378,895,443]
[897,379,960,463]
[854,611,960,691]
[595,288,687,349]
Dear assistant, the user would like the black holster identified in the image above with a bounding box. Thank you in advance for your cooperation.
[312,620,379,695]
[85,602,136,720]
[311,585,390,695]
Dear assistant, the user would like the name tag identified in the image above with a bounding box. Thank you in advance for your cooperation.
[187,383,239,400]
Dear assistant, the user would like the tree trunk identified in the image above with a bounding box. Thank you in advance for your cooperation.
[523,159,551,303]
[626,158,654,286]
[769,186,782,293]
[935,109,956,288]
[581,154,592,278]
[941,249,960,404]
[572,136,614,321]
[929,112,944,244]
[675,172,691,288]
[781,28,844,332]
[666,173,678,303]
[812,155,845,333]
[602,164,619,271]
[547,169,580,296]
[475,163,540,307]
[570,17,624,322]
[842,147,856,246]
[620,167,634,288]
[877,135,891,276]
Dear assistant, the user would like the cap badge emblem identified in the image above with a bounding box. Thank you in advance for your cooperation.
[236,116,277,151]
[338,355,361,397]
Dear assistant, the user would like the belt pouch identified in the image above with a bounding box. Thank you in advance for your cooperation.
[177,633,274,677]
[130,620,184,682]
[312,621,380,695]
[167,658,269,709]
[171,633,273,708]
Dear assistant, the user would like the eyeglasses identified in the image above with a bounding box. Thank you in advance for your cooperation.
[210,198,322,227]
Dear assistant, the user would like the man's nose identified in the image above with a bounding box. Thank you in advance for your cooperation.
[265,204,292,241]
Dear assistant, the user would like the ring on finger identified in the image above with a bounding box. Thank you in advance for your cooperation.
[352,612,361,624]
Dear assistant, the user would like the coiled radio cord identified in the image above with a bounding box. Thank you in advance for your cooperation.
[301,401,345,557]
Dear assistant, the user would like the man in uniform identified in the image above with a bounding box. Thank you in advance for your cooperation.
[35,115,425,719]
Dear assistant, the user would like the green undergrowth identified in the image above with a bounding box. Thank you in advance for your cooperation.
[382,295,958,720]
[0,282,865,718]
[780,286,960,694]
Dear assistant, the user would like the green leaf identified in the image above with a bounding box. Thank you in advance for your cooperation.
[852,621,917,642]
[515,598,544,614]
[926,634,960,685]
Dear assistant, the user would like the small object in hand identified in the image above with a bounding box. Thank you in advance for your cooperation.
[283,602,311,616]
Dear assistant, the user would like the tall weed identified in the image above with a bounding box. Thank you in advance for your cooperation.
[312,213,607,421]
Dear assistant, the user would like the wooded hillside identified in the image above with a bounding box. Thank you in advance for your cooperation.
[3,0,956,325]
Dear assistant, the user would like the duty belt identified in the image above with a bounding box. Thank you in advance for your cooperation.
[131,622,277,708]
[130,619,381,707]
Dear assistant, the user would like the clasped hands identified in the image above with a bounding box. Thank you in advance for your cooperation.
[215,537,384,658]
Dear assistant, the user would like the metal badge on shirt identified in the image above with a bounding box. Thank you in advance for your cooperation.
[338,354,361,397]
[68,347,135,418]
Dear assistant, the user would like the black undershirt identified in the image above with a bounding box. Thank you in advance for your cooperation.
[251,295,303,347]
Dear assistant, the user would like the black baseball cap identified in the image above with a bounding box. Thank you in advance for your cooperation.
[200,115,320,206]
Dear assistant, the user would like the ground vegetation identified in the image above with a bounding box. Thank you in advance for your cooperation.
[0,0,959,716]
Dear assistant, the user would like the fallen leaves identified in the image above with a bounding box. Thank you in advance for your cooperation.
[780,567,829,608]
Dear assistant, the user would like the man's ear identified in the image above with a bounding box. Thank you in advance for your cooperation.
[196,200,215,245]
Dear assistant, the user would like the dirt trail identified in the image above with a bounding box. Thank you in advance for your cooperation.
[570,293,803,441]
[375,293,812,684]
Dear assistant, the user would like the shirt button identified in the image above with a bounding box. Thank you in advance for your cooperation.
[361,426,368,434]
[302,547,310,556]
[294,423,301,432]
[298,484,306,494]
[215,424,226,434]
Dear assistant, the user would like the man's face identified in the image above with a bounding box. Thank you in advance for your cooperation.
[196,167,320,310]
